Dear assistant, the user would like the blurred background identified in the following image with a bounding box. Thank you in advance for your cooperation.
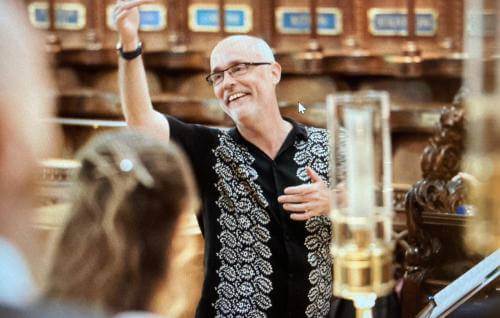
[17,0,498,317]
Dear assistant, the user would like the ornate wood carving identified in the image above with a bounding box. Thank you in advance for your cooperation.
[401,106,466,318]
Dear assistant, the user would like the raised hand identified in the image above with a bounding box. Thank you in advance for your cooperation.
[113,0,154,47]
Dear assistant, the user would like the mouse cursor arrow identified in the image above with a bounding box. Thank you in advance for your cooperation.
[298,102,306,114]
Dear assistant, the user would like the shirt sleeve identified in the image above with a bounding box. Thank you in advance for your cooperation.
[166,115,219,190]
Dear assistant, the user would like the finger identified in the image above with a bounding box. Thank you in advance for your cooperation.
[278,194,306,203]
[306,166,323,183]
[119,0,155,11]
[112,3,131,19]
[282,203,309,212]
[115,8,134,22]
[290,211,315,221]
[284,183,315,195]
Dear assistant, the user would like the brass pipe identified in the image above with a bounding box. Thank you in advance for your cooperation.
[353,294,376,318]
[356,308,373,318]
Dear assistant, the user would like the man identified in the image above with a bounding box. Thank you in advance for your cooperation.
[114,1,336,317]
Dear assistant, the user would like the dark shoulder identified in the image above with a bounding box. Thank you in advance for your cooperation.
[167,115,221,135]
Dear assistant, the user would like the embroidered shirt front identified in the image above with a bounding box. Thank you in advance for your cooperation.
[167,116,334,318]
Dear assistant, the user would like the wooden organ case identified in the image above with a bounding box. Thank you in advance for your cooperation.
[24,0,499,317]
[399,107,500,317]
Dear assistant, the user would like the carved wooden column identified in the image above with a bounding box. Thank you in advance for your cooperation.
[86,0,103,50]
[218,0,225,38]
[307,0,320,51]
[401,107,466,318]
[46,0,61,51]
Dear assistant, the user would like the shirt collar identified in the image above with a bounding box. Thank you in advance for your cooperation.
[287,117,308,141]
[229,117,308,143]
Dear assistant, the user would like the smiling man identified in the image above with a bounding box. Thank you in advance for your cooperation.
[114,1,338,317]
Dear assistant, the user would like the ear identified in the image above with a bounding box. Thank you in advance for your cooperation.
[270,62,282,85]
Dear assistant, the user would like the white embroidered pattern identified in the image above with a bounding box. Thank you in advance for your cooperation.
[212,132,273,318]
[294,127,333,318]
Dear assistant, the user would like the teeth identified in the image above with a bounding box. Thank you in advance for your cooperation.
[228,92,246,102]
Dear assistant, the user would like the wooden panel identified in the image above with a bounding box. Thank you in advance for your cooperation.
[364,0,447,55]
[272,0,344,52]
[25,0,88,49]
[103,0,170,51]
[185,0,258,53]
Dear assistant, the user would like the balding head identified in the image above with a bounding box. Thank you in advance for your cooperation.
[210,35,275,71]
[208,35,282,125]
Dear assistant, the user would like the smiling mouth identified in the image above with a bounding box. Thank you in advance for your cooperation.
[227,92,249,105]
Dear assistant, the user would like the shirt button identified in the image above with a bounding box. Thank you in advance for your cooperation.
[288,272,294,279]
[284,233,290,241]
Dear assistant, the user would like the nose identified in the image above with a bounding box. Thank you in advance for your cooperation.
[214,69,237,101]
[220,70,235,88]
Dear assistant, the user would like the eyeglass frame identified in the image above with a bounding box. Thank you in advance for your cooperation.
[205,62,272,86]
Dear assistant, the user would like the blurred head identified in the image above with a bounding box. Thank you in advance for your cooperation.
[209,35,281,124]
[46,131,198,314]
[0,1,58,239]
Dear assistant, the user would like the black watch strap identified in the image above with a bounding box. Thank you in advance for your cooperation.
[117,42,143,60]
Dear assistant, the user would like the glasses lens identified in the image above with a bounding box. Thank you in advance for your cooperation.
[208,73,223,86]
[230,64,249,76]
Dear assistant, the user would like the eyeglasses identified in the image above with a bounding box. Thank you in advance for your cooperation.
[205,62,272,86]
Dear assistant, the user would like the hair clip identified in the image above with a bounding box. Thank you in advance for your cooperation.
[119,159,134,172]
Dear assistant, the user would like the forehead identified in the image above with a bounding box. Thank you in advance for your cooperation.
[210,41,263,71]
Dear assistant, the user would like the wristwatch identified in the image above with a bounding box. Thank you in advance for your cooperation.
[116,41,143,60]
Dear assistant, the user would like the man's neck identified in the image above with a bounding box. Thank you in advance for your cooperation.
[236,113,293,160]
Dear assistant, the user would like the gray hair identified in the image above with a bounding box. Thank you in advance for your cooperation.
[210,35,275,66]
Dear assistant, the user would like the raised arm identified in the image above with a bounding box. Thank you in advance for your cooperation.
[114,0,170,141]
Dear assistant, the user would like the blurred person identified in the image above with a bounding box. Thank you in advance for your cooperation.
[0,0,60,309]
[45,131,200,318]
[0,2,110,317]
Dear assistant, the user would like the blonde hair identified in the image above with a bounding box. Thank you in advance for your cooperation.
[46,131,198,314]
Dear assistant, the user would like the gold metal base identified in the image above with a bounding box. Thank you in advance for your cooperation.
[332,237,394,300]
[352,294,377,318]
[356,308,373,318]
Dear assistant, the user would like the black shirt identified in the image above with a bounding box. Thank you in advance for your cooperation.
[168,116,333,318]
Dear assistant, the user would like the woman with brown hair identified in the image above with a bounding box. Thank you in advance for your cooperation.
[45,131,200,317]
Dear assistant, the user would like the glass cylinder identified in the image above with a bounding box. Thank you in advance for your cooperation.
[327,91,394,306]
[462,0,500,255]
